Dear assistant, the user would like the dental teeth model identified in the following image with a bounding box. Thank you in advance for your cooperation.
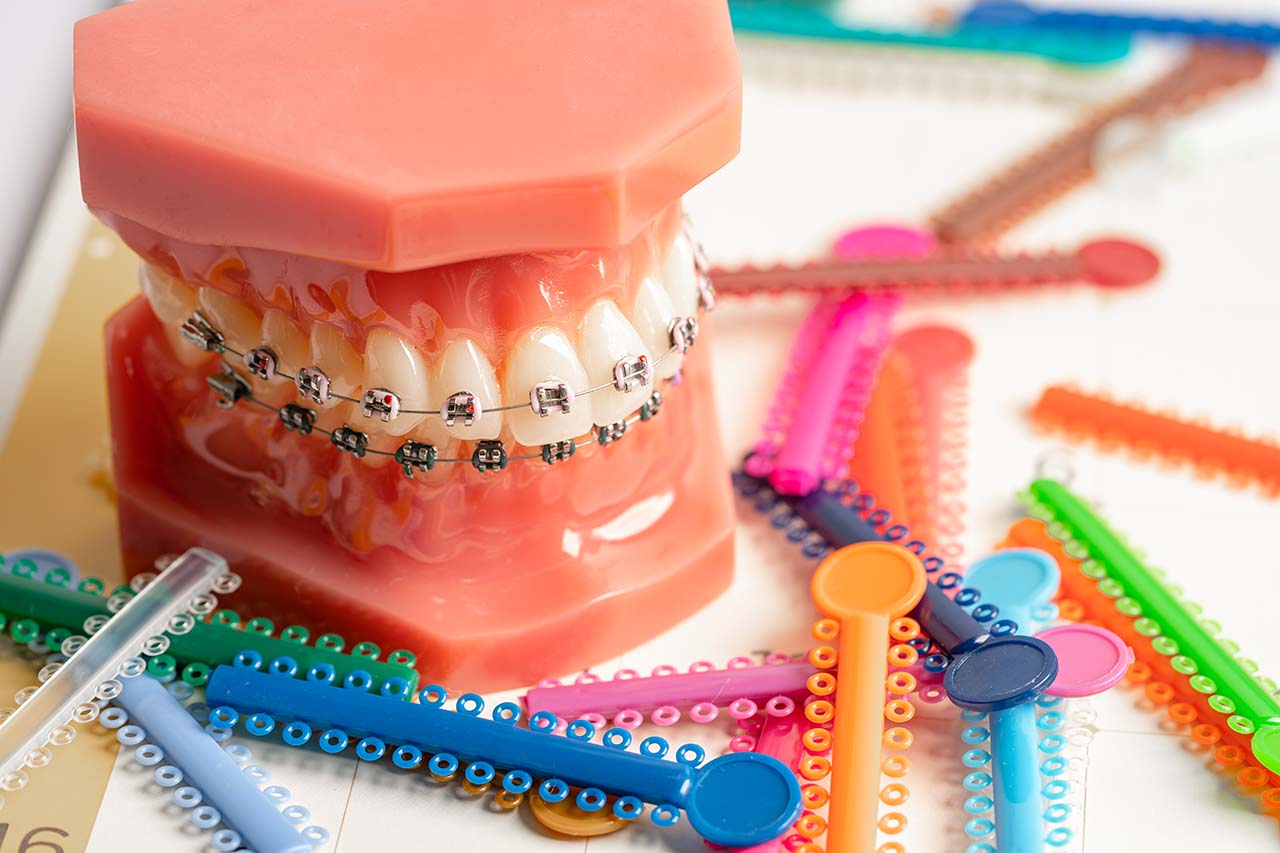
[73,0,743,689]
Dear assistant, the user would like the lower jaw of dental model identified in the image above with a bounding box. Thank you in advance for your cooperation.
[103,204,735,690]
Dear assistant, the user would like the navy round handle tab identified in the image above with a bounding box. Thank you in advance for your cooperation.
[685,753,803,847]
[943,635,1059,712]
[962,1,1040,27]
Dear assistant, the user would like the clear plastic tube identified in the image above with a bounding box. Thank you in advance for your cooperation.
[0,548,229,787]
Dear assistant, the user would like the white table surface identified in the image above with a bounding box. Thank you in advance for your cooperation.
[4,8,1280,852]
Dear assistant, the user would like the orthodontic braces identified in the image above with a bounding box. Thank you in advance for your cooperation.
[179,293,707,474]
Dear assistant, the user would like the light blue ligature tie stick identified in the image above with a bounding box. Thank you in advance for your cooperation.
[956,549,1061,853]
[114,674,311,853]
[1,549,80,585]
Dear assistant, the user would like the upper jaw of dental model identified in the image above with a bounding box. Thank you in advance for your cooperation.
[175,240,714,477]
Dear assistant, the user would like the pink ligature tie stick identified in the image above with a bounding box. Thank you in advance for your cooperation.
[523,655,806,730]
[768,293,901,496]
[744,226,921,496]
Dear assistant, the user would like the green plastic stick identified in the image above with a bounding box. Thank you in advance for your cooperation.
[0,572,108,638]
[1022,478,1280,773]
[728,1,1132,66]
[0,570,418,695]
[165,616,418,695]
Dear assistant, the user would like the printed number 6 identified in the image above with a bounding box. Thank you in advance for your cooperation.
[19,827,68,853]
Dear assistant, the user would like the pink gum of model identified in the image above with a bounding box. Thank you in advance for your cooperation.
[74,0,742,690]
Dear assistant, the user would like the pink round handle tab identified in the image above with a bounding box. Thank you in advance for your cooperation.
[1037,624,1133,698]
[832,224,936,260]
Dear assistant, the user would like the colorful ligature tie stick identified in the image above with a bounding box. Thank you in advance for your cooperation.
[845,351,929,541]
[744,293,899,495]
[711,237,1160,298]
[929,45,1268,244]
[901,552,1058,853]
[888,325,975,573]
[0,562,420,696]
[728,0,1133,66]
[205,661,803,847]
[732,705,811,853]
[1031,384,1280,496]
[0,548,236,806]
[999,518,1280,813]
[734,470,1106,850]
[105,673,316,853]
[1019,478,1280,792]
[961,1,1280,47]
[799,542,928,853]
[957,550,1131,851]
[733,470,990,654]
[524,655,809,730]
[733,470,985,847]
[796,545,1078,853]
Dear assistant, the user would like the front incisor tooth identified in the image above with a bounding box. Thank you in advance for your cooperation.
[308,323,363,430]
[577,300,652,426]
[662,232,700,316]
[434,337,502,440]
[362,328,430,437]
[503,327,593,447]
[632,276,682,380]
[139,263,211,367]
[139,262,196,324]
[403,421,460,484]
[197,287,261,354]
[259,310,309,406]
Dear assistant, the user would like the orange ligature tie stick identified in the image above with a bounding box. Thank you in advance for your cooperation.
[809,542,928,853]
[1031,384,1280,495]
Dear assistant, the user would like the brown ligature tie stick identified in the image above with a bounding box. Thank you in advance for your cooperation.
[929,45,1268,244]
[710,237,1159,298]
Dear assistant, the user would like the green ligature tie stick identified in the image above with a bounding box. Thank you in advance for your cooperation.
[1020,478,1280,775]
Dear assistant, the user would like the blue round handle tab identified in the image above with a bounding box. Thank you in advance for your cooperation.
[944,635,1059,712]
[3,549,80,584]
[684,753,803,848]
[961,0,1040,27]
[964,550,1060,613]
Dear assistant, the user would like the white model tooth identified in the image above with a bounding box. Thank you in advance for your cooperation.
[258,310,309,406]
[661,232,700,316]
[401,422,460,484]
[503,327,593,447]
[197,287,261,354]
[578,300,652,426]
[141,266,211,367]
[631,276,682,380]
[308,323,363,429]
[139,262,196,324]
[362,328,430,437]
[163,325,213,368]
[434,337,502,440]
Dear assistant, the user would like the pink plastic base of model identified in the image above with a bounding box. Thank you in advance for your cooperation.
[106,297,735,691]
